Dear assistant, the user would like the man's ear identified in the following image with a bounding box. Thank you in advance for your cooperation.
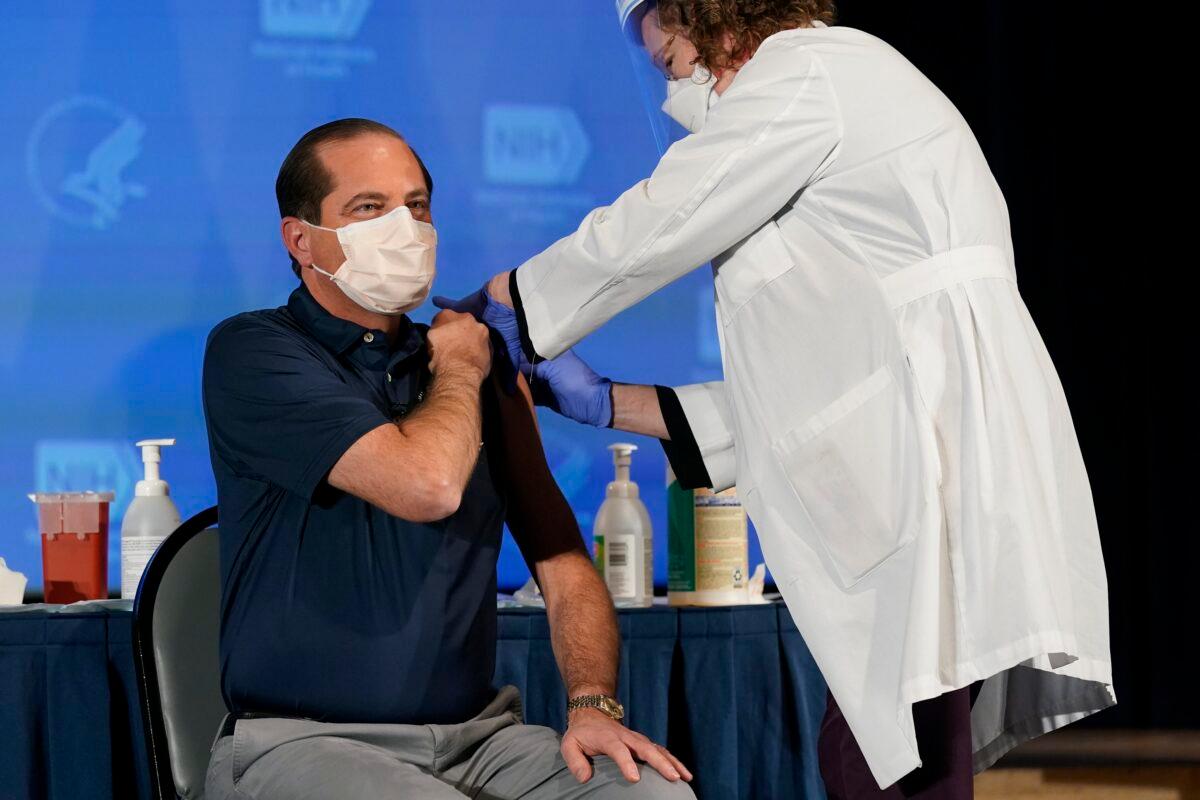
[281,216,311,269]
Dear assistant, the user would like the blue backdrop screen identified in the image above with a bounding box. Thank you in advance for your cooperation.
[0,1,766,591]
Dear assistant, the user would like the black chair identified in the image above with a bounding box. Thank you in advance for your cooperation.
[133,506,223,799]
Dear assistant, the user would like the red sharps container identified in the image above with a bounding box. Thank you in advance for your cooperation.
[29,492,115,604]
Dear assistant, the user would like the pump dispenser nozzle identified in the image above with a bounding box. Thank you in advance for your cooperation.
[135,439,176,496]
[606,443,639,499]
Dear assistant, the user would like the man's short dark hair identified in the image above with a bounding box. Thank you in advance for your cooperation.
[276,118,434,277]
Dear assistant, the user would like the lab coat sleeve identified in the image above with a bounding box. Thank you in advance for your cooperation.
[513,41,842,359]
[658,382,737,492]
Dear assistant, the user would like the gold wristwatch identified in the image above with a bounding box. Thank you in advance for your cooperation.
[567,694,625,721]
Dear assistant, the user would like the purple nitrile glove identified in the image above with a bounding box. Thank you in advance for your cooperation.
[432,286,525,389]
[528,349,613,428]
[433,286,612,426]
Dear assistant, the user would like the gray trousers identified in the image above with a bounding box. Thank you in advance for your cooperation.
[205,686,696,799]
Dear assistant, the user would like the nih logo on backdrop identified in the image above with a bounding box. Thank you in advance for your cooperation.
[253,0,376,79]
[484,105,591,187]
[475,104,596,231]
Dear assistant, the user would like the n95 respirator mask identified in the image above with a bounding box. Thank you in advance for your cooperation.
[661,67,717,134]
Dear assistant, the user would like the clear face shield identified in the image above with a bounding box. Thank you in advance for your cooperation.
[616,0,718,153]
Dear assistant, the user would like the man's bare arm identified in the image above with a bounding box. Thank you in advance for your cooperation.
[327,310,490,522]
[496,371,619,698]
[497,372,691,785]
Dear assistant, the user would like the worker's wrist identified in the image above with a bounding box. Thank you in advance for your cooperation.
[487,271,513,308]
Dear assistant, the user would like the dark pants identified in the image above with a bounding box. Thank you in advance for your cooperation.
[818,687,974,799]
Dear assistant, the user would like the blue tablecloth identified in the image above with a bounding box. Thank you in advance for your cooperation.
[0,600,827,800]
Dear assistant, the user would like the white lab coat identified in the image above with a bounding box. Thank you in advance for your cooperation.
[515,24,1113,787]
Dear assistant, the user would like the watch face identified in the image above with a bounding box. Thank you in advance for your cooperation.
[601,697,625,719]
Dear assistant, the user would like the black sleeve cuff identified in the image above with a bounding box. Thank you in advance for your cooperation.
[656,385,713,490]
[509,270,545,362]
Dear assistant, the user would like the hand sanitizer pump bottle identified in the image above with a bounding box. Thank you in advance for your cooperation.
[120,439,182,600]
[595,443,654,608]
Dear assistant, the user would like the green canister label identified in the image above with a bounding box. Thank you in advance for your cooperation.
[667,477,696,592]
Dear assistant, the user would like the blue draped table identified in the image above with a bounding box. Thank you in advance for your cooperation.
[0,600,828,800]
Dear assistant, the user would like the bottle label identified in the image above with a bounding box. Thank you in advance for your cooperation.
[593,535,605,579]
[121,536,166,599]
[606,535,635,599]
[643,524,654,601]
[694,488,748,592]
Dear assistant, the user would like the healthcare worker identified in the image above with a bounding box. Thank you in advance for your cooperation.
[438,1,1114,795]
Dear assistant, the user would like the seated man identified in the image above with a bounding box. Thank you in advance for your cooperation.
[201,118,694,800]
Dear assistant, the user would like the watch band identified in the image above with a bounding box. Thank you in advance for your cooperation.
[567,694,625,721]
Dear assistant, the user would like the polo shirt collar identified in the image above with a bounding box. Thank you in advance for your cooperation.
[287,284,423,362]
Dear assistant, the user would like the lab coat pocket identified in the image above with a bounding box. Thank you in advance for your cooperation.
[771,365,930,589]
[713,221,795,325]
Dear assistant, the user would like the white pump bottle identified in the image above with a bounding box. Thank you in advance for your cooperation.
[120,439,182,600]
[594,443,654,608]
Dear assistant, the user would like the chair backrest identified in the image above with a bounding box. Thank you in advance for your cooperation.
[133,506,223,800]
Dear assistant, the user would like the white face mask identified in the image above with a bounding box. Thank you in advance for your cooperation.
[661,67,717,133]
[304,205,437,316]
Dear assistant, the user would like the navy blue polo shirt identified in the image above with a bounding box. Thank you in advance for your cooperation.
[201,285,506,724]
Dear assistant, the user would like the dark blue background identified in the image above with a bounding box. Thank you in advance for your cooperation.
[0,1,766,591]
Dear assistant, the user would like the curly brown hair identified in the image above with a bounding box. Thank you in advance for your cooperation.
[656,0,837,73]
